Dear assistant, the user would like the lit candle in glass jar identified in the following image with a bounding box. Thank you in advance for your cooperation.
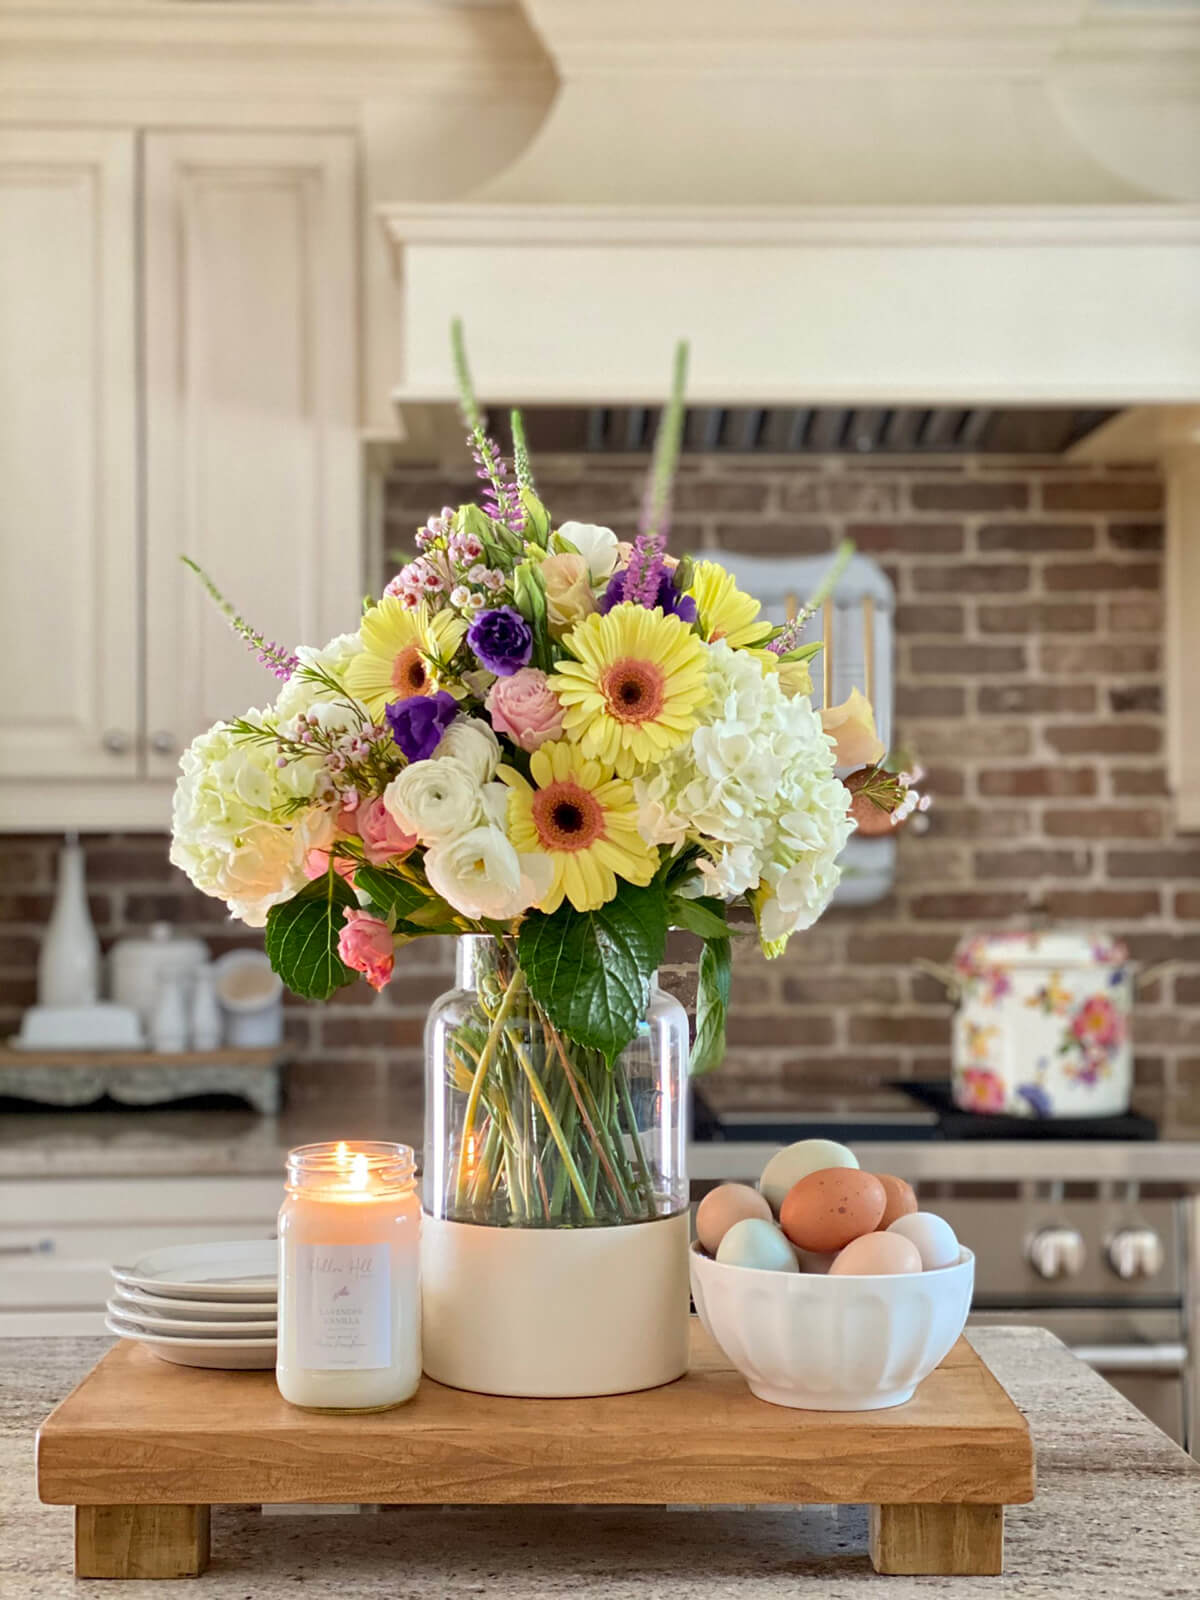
[277,1141,420,1412]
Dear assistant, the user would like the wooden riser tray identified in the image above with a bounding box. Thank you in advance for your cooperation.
[37,1323,1034,1580]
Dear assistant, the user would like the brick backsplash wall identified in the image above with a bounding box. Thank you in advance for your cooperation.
[3,452,1196,1112]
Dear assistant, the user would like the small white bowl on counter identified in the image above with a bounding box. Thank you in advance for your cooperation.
[689,1241,974,1411]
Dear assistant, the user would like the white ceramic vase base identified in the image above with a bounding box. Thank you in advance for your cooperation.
[420,1211,691,1397]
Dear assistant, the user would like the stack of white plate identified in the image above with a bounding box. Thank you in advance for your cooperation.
[107,1240,277,1370]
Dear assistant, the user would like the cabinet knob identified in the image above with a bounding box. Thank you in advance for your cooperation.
[101,729,131,756]
[1026,1225,1086,1280]
[149,730,176,755]
[1106,1227,1164,1281]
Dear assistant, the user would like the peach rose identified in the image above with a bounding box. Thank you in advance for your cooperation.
[338,909,394,992]
[540,551,596,637]
[303,846,357,883]
[353,796,417,866]
[821,687,886,768]
[486,668,565,752]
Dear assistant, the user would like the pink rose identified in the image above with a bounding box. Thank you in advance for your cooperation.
[486,667,565,752]
[303,847,357,883]
[353,796,417,867]
[338,910,394,992]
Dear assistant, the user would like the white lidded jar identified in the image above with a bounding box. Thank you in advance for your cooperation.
[951,929,1133,1118]
[277,1141,421,1412]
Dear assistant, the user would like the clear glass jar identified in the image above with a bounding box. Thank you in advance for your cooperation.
[277,1141,421,1412]
[424,935,689,1229]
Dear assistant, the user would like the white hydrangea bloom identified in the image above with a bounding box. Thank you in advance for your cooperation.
[635,642,853,945]
[169,715,336,927]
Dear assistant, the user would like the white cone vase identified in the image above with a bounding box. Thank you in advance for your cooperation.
[421,1212,691,1397]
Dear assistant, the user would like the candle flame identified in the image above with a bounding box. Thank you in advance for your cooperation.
[335,1140,349,1168]
[349,1152,370,1192]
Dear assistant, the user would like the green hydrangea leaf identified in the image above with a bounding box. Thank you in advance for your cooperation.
[517,880,669,1063]
[668,894,729,941]
[264,870,357,1002]
[690,934,731,1076]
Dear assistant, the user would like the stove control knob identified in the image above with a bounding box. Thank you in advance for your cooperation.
[1026,1226,1086,1280]
[1106,1227,1164,1281]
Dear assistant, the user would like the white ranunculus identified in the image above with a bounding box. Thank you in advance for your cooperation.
[424,827,553,921]
[433,716,500,783]
[383,757,482,845]
[169,716,335,927]
[634,642,853,953]
[480,780,511,830]
[556,521,619,583]
[273,632,364,723]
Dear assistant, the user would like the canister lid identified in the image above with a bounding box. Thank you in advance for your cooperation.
[955,929,1128,974]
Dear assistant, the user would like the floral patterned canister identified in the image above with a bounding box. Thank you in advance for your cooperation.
[951,930,1132,1119]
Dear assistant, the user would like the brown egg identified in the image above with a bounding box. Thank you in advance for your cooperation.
[695,1182,774,1255]
[779,1168,887,1254]
[874,1173,918,1230]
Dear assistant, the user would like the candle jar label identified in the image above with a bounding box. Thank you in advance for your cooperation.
[295,1242,393,1371]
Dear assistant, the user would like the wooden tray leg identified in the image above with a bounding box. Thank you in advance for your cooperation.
[869,1503,1004,1576]
[75,1505,211,1579]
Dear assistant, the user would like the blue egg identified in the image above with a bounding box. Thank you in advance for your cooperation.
[715,1217,800,1273]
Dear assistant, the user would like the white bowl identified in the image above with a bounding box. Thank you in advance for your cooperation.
[689,1241,974,1411]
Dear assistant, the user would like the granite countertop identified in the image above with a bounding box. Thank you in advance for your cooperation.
[3,1328,1198,1597]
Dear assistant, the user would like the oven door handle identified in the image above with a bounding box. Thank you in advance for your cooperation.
[1070,1342,1187,1376]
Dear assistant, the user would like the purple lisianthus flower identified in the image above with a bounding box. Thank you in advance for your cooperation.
[466,606,533,677]
[600,566,697,624]
[386,690,457,762]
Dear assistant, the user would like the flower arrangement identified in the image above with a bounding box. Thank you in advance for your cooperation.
[171,329,914,1223]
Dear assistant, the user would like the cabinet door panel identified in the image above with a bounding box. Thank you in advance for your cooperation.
[0,130,139,778]
[143,132,360,776]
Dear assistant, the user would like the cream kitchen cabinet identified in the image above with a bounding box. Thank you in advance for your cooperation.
[0,128,361,828]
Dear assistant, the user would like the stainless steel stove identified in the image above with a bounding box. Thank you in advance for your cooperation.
[689,1088,1198,1455]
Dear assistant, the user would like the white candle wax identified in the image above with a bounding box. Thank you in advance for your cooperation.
[277,1141,421,1412]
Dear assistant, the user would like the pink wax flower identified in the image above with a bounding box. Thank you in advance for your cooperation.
[353,796,417,866]
[955,1067,1006,1114]
[339,910,394,992]
[485,667,565,752]
[1070,994,1124,1051]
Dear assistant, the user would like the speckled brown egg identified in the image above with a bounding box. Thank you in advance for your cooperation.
[874,1173,918,1230]
[779,1168,887,1254]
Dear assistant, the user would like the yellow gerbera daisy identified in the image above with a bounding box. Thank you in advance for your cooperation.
[687,561,773,650]
[502,742,658,913]
[552,606,708,778]
[343,599,467,717]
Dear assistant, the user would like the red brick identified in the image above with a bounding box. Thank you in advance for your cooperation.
[928,806,1032,839]
[894,603,965,634]
[1041,479,1163,513]
[712,521,832,555]
[912,564,1031,595]
[726,1013,834,1047]
[909,643,1025,675]
[895,685,966,717]
[1111,767,1168,797]
[910,724,1031,759]
[1039,640,1160,676]
[1046,724,1161,756]
[1175,976,1200,1004]
[675,480,769,513]
[1109,685,1163,715]
[846,932,956,965]
[978,684,1095,716]
[1176,892,1200,919]
[974,848,1092,880]
[908,891,1029,920]
[782,974,902,1006]
[976,522,1095,553]
[845,522,965,555]
[978,766,1097,798]
[782,477,903,516]
[0,934,38,967]
[978,602,1095,635]
[1108,849,1200,879]
[911,482,1030,512]
[1133,1013,1200,1047]
[1107,598,1162,633]
[318,1015,426,1049]
[1044,807,1163,840]
[848,1012,949,1046]
[1107,522,1163,552]
[1044,888,1161,919]
[1043,562,1158,592]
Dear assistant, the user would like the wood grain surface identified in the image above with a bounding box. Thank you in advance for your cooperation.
[38,1324,1034,1511]
[75,1504,210,1579]
[869,1502,1005,1575]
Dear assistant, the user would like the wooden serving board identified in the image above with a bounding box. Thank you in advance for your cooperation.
[37,1324,1034,1581]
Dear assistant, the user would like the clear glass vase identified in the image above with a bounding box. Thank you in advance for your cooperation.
[424,934,689,1230]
